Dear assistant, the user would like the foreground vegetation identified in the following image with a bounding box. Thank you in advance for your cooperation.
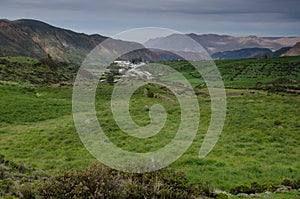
[0,156,208,198]
[0,56,299,198]
[1,154,299,198]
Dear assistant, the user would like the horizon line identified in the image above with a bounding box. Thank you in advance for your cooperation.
[1,17,300,38]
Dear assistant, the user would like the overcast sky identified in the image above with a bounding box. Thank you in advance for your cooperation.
[1,0,299,37]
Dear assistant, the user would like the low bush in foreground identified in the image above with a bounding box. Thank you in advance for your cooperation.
[0,155,212,198]
[229,178,300,195]
[39,163,207,199]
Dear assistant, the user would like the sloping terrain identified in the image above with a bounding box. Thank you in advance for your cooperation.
[145,33,300,57]
[0,19,107,63]
[1,19,300,62]
[0,56,299,198]
[0,19,160,63]
[211,48,273,59]
[281,42,300,57]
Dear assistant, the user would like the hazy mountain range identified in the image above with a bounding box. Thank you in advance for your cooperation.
[1,19,300,63]
[145,33,300,59]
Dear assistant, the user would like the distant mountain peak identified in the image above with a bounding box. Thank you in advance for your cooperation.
[1,19,300,62]
[146,33,300,56]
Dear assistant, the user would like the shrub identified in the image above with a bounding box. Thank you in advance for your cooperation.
[216,193,229,199]
[250,182,264,193]
[0,154,4,164]
[0,179,16,197]
[230,182,281,195]
[229,184,252,195]
[38,163,208,198]
[261,182,277,192]
[145,88,154,98]
[19,184,36,199]
[282,177,300,189]
[291,177,300,189]
[106,73,115,83]
[282,178,293,187]
[274,120,282,126]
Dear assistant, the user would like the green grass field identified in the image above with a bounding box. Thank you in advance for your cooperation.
[161,56,300,88]
[0,56,299,198]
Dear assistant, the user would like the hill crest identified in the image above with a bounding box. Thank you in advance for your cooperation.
[1,19,300,62]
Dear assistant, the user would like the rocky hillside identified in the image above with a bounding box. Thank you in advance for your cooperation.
[0,19,160,63]
[0,19,109,63]
[1,19,300,62]
[281,42,300,57]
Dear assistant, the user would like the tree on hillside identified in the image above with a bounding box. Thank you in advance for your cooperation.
[40,54,58,71]
[106,73,115,83]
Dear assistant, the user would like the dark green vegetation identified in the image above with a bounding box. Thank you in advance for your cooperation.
[215,56,300,88]
[0,56,299,198]
[1,156,210,198]
[0,56,78,86]
[161,56,300,89]
[39,164,205,198]
[1,154,299,198]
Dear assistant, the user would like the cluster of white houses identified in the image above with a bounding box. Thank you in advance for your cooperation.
[100,60,153,83]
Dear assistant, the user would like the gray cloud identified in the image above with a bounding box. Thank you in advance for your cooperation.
[0,0,299,36]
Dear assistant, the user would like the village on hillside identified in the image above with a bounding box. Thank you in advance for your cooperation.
[100,60,153,83]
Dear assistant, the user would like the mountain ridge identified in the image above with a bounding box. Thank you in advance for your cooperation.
[1,19,300,62]
[0,19,108,63]
[211,47,273,60]
[176,33,300,54]
[281,42,300,57]
[0,19,161,63]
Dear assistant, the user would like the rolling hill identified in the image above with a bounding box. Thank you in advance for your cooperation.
[281,42,300,57]
[211,47,294,60]
[0,19,107,63]
[0,19,160,63]
[211,47,273,59]
[145,33,300,58]
[1,19,300,62]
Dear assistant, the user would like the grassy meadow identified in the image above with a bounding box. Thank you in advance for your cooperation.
[0,56,299,198]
